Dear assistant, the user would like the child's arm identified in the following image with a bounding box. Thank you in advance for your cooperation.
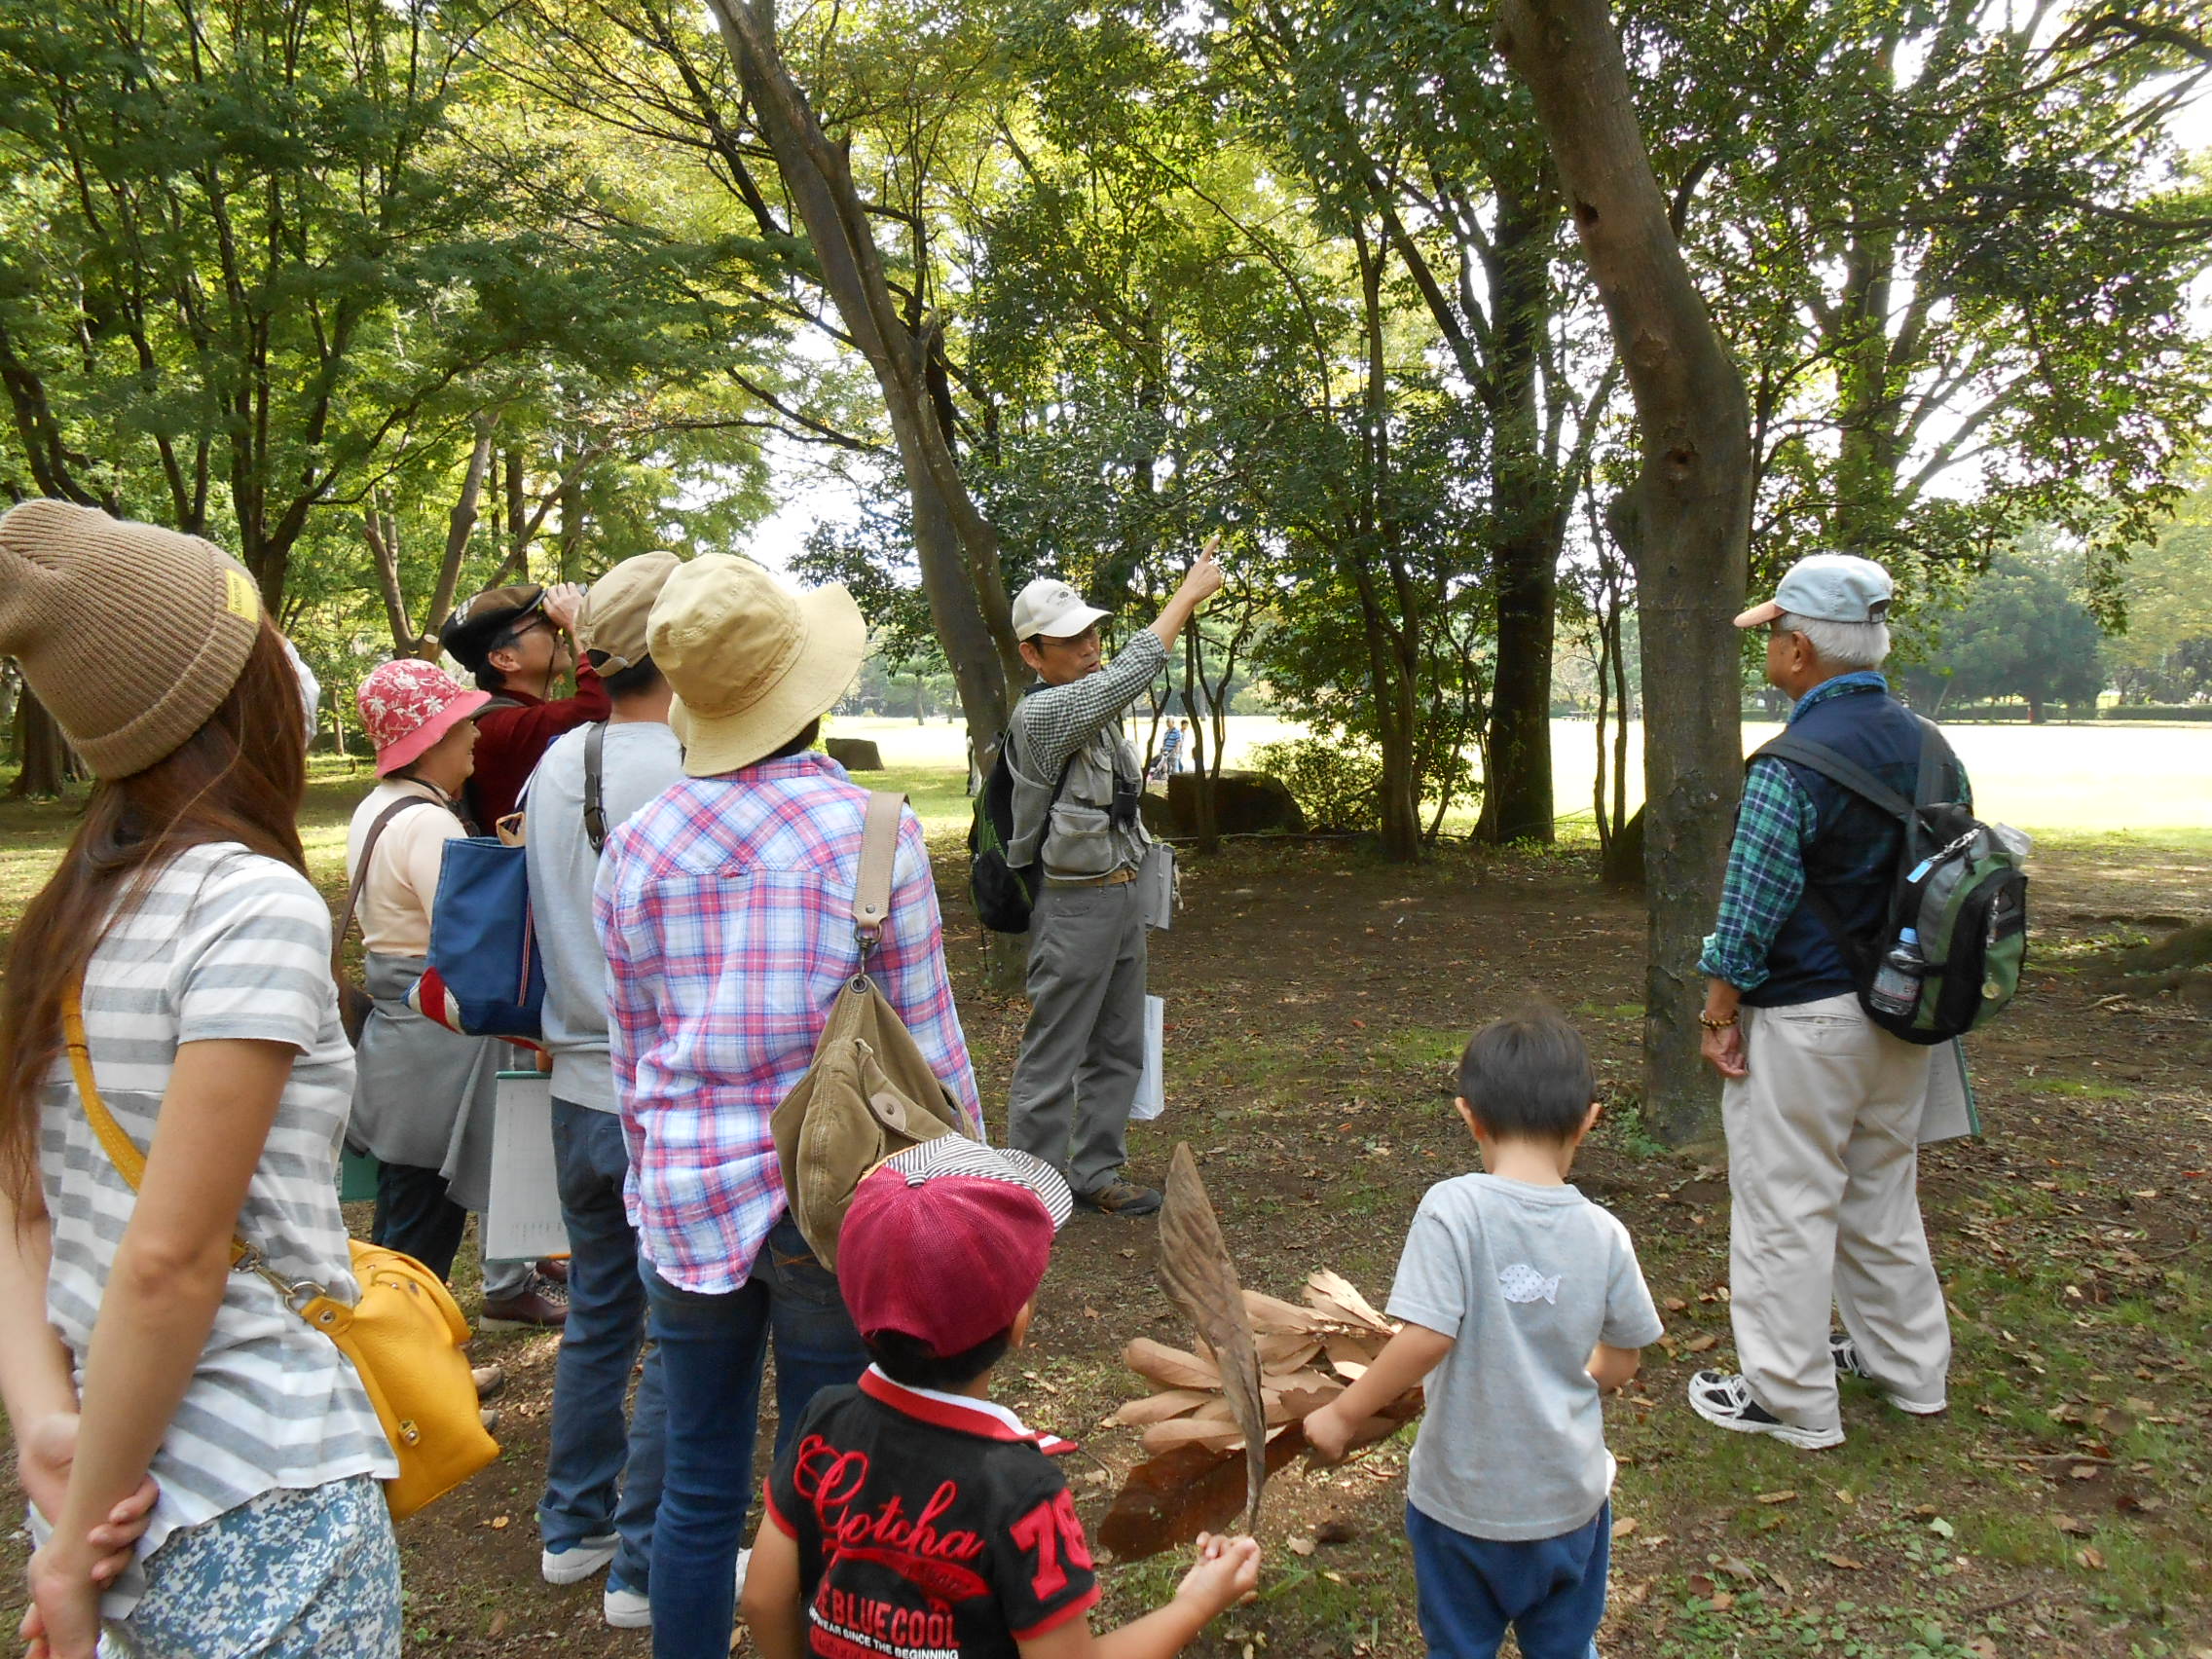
[1587,1342,1641,1394]
[1017,1532,1260,1659]
[738,1521,807,1659]
[1302,1321,1454,1462]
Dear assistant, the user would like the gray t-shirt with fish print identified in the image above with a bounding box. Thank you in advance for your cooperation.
[1387,1171,1663,1541]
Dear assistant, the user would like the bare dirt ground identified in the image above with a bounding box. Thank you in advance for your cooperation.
[6,834,2208,1656]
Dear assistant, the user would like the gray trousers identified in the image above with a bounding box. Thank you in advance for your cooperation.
[1724,993,1950,1429]
[1007,880,1148,1196]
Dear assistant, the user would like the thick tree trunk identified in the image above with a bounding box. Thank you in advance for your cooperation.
[1477,194,1563,846]
[706,0,1018,754]
[9,688,71,798]
[1498,0,1752,1147]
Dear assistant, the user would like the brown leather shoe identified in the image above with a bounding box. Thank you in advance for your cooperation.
[1073,1178,1162,1217]
[535,1257,570,1286]
[480,1284,569,1329]
[471,1363,507,1401]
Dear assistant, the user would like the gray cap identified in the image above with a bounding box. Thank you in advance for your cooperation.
[1736,553,1894,630]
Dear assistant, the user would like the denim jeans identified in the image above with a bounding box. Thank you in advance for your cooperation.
[536,1098,665,1596]
[1405,1500,1609,1659]
[641,1215,866,1659]
[370,1161,466,1281]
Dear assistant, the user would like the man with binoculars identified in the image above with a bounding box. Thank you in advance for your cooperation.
[1002,547,1222,1216]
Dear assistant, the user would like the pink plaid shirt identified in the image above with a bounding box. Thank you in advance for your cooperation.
[595,754,983,1293]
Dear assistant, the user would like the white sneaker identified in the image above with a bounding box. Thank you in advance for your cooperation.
[601,1549,751,1633]
[1686,1370,1846,1450]
[541,1533,619,1585]
[1829,1332,1946,1416]
[604,1585,651,1630]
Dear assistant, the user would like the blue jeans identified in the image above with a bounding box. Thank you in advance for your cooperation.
[536,1098,666,1596]
[1405,1500,1609,1659]
[642,1215,866,1659]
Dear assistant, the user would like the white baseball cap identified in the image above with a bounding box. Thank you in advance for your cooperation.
[1735,553,1895,630]
[1011,577,1112,642]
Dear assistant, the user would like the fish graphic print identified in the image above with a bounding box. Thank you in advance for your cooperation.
[1497,1263,1561,1305]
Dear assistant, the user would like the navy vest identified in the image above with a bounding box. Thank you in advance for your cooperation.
[1745,682,1964,1009]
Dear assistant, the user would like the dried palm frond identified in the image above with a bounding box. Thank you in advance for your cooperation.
[1155,1143,1270,1532]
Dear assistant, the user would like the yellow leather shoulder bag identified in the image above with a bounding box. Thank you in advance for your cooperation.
[62,983,497,1520]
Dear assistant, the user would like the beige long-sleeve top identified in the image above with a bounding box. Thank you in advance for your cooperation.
[343,778,468,957]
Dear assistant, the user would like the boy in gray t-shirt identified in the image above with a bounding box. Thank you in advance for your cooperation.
[1306,1009,1663,1659]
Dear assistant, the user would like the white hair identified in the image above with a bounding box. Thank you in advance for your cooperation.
[1775,610,1890,670]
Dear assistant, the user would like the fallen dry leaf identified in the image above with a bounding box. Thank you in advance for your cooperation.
[1109,1388,1218,1426]
[1286,1536,1316,1557]
[1124,1338,1223,1392]
[1820,1553,1865,1571]
[2071,1464,2101,1481]
[2052,1514,2094,1537]
[1710,1590,1736,1612]
[1611,1516,1639,1540]
[1753,1490,1798,1505]
[2076,1546,2107,1570]
[1682,1333,1719,1354]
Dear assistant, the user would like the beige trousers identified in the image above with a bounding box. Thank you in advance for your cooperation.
[1723,992,1951,1430]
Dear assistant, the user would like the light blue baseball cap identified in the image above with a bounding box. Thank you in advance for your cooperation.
[1736,553,1895,630]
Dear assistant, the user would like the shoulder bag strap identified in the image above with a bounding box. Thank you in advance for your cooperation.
[62,980,283,1286]
[1752,733,1917,825]
[332,794,441,979]
[582,720,609,856]
[852,791,909,955]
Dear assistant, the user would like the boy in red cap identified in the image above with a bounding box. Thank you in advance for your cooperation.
[742,1136,1259,1657]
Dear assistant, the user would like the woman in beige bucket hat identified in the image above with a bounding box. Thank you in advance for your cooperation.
[0,501,402,1655]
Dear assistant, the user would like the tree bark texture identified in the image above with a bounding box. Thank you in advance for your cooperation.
[1497,0,1752,1146]
[706,0,1020,753]
[9,688,72,798]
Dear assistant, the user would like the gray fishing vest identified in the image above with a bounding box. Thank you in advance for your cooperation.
[1007,718,1151,881]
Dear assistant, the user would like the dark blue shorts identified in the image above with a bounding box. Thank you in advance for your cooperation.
[1405,1499,1609,1659]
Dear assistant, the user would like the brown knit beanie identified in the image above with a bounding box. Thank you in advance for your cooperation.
[0,500,264,780]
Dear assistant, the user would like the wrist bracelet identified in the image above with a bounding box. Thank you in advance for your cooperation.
[1698,1012,1739,1030]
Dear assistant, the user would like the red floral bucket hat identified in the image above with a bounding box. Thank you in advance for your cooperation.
[356,658,490,777]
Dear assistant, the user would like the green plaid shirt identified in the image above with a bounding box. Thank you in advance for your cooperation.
[1699,673,1972,992]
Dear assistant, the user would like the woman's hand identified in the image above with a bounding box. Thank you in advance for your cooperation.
[23,1534,107,1659]
[16,1412,160,1584]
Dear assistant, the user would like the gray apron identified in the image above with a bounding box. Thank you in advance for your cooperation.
[350,951,499,1212]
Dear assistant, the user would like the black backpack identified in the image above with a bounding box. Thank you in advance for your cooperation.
[1754,719,2029,1046]
[968,726,1071,934]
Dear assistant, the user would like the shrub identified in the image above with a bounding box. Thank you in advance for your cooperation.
[1248,738,1382,831]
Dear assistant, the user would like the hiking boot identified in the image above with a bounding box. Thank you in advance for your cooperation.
[1074,1178,1162,1217]
[470,1363,507,1401]
[481,1277,569,1329]
[535,1257,571,1286]
[1686,1370,1845,1450]
[1830,1332,1946,1416]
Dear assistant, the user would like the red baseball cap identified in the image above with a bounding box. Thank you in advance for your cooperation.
[838,1136,1075,1357]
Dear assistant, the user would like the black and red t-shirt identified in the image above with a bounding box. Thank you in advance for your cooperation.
[764,1368,1100,1658]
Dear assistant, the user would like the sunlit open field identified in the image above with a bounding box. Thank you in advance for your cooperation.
[830,713,2212,840]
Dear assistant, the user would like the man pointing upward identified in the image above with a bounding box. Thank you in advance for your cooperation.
[1003,546,1223,1215]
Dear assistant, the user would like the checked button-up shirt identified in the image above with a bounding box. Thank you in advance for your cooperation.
[595,753,983,1293]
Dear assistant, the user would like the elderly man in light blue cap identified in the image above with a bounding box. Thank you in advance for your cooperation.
[1686,553,1968,1451]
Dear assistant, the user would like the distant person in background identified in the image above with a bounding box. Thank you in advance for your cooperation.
[0,501,400,1656]
[526,554,687,1629]
[1149,717,1185,783]
[347,659,566,1329]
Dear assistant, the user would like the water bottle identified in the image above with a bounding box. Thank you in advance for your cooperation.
[1869,927,1924,1018]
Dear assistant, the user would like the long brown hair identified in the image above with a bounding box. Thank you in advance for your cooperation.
[0,619,309,1205]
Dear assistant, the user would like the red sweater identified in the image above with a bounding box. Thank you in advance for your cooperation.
[463,664,611,829]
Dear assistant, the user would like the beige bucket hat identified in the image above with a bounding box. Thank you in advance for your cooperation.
[646,554,866,777]
[577,550,682,674]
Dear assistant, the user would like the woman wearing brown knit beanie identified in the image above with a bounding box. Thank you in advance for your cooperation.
[0,502,401,1657]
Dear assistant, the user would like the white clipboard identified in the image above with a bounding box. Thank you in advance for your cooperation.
[1918,1040,1980,1145]
[483,1069,568,1262]
[1130,995,1166,1122]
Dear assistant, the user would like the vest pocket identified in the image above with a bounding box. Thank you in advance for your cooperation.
[1046,800,1118,876]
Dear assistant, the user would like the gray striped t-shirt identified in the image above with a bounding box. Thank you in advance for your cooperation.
[38,843,395,1616]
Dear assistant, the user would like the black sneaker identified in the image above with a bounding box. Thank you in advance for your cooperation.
[1074,1178,1162,1217]
[1830,1332,1946,1416]
[1685,1370,1845,1449]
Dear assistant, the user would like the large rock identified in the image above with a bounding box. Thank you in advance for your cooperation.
[1147,770,1306,837]
[825,736,883,772]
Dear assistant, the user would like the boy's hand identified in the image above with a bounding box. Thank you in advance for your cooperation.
[1302,1401,1350,1464]
[1174,1532,1260,1615]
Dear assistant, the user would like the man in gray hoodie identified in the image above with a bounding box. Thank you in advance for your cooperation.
[1003,548,1221,1214]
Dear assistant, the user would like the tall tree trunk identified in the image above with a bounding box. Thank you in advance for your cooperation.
[9,689,70,799]
[705,0,1018,755]
[1478,194,1563,845]
[364,504,413,656]
[1498,0,1753,1147]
